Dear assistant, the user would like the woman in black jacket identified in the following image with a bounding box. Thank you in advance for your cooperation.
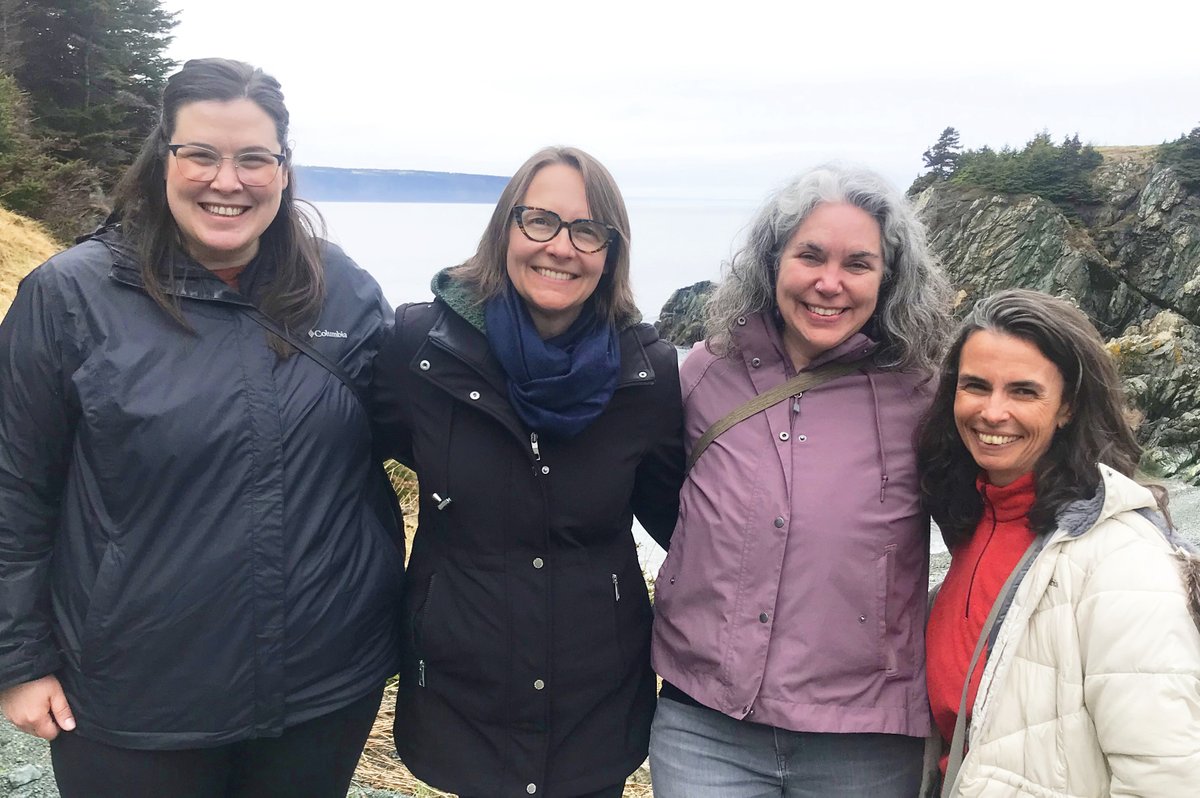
[0,59,403,798]
[371,146,685,798]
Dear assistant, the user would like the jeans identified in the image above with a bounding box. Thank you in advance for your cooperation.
[649,697,923,798]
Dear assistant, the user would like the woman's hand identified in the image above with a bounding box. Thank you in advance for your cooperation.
[0,675,75,740]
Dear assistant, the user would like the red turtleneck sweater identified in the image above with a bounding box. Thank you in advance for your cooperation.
[926,471,1037,768]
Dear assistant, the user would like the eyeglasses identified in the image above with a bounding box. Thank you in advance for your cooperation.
[512,206,616,254]
[167,144,286,187]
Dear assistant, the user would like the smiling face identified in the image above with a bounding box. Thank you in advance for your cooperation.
[953,329,1072,486]
[774,202,884,369]
[505,163,607,338]
[165,98,287,271]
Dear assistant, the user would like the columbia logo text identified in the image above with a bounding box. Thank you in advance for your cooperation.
[308,329,348,339]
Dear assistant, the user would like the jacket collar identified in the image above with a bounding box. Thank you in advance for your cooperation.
[95,226,253,306]
[735,311,877,377]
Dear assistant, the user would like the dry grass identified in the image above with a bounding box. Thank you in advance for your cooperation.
[0,206,62,321]
[1095,145,1158,165]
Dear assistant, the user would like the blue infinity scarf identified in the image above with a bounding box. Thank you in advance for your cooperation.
[484,283,620,439]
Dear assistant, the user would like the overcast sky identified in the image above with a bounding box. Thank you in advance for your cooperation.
[161,0,1200,201]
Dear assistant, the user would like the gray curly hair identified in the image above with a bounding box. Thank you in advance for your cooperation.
[705,163,952,373]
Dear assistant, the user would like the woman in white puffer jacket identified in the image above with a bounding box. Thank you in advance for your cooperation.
[917,289,1200,797]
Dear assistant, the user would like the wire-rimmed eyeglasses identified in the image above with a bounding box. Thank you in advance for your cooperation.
[167,144,286,187]
[512,206,616,254]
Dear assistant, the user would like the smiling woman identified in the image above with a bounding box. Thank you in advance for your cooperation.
[0,58,403,798]
[370,146,685,798]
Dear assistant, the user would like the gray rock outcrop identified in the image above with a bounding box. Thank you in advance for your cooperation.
[654,280,714,348]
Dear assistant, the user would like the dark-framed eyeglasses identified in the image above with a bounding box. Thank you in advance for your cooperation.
[512,205,616,254]
[167,144,286,187]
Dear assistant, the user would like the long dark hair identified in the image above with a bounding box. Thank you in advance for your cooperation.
[450,146,638,327]
[918,289,1144,546]
[109,58,325,356]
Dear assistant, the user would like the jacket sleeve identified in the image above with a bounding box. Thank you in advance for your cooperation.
[1076,525,1200,795]
[369,304,417,467]
[631,342,685,551]
[0,265,77,691]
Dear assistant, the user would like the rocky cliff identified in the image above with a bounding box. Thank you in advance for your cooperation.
[654,149,1200,483]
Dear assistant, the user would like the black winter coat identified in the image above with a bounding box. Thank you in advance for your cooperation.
[371,287,684,797]
[0,230,403,748]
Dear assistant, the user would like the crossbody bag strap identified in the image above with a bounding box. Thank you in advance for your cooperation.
[241,307,367,407]
[941,539,1041,797]
[685,361,859,475]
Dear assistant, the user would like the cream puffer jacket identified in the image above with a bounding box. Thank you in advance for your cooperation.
[942,465,1200,797]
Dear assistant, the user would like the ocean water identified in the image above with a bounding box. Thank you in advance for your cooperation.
[315,199,757,321]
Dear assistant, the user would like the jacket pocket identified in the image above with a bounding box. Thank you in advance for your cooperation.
[412,572,438,653]
[80,541,123,675]
[876,544,899,677]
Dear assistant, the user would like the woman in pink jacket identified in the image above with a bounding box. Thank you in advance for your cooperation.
[650,164,951,796]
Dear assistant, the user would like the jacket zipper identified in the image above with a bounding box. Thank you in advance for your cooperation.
[611,573,620,601]
[530,432,541,461]
[418,659,426,687]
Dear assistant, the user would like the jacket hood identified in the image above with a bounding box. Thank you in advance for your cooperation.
[1056,465,1200,631]
[430,267,642,335]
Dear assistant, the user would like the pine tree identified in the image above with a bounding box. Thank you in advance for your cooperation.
[13,0,176,186]
[922,127,962,179]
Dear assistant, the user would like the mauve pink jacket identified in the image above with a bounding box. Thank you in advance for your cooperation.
[651,312,933,736]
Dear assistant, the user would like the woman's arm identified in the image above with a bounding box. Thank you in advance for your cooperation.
[0,265,79,724]
[631,341,685,551]
[1077,528,1200,793]
[369,305,418,467]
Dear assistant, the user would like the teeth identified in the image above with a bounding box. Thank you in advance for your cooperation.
[202,204,247,217]
[978,432,1018,445]
[534,267,575,281]
[805,304,843,317]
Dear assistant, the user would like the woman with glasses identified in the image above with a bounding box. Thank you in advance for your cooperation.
[371,146,685,797]
[0,59,402,797]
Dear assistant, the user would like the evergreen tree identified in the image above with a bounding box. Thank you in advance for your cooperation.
[13,0,176,185]
[1158,125,1200,192]
[922,126,963,178]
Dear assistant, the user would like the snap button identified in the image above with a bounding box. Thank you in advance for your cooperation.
[859,615,867,623]
[798,434,807,442]
[795,391,803,398]
[736,317,746,326]
[419,359,430,371]
[669,576,676,584]
[541,465,550,475]
[751,357,761,368]
[533,557,544,569]
[779,432,789,441]
[638,371,648,378]
[469,390,481,400]
[759,612,769,623]
[533,679,545,690]
[774,517,784,528]
[527,784,537,795]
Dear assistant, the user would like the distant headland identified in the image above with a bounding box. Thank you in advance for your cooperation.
[294,166,508,203]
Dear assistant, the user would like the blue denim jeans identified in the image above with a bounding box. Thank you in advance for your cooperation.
[649,697,923,798]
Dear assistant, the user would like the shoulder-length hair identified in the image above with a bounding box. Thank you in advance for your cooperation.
[704,163,951,373]
[109,57,325,355]
[450,146,637,326]
[917,288,1145,546]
